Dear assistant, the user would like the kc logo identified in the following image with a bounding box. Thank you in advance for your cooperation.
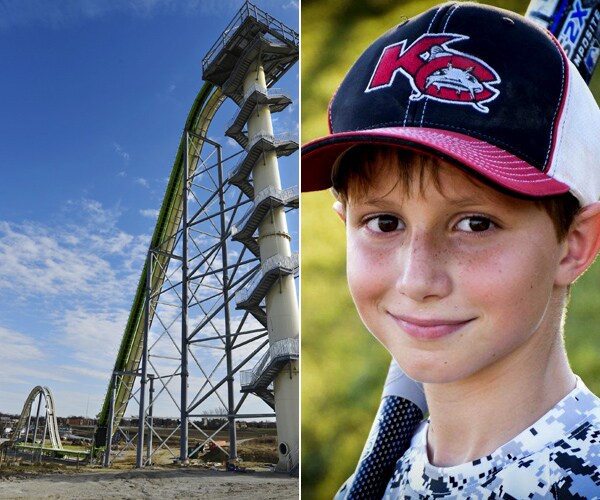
[366,33,501,113]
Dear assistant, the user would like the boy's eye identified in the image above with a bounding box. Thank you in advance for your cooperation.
[455,215,495,233]
[366,214,402,233]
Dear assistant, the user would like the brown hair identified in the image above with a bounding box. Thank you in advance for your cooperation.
[331,145,580,241]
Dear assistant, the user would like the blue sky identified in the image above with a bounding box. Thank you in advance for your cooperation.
[0,0,299,418]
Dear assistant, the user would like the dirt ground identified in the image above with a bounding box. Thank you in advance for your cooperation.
[0,436,298,499]
[0,464,298,499]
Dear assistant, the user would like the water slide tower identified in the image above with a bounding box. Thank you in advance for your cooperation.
[94,2,298,473]
[202,3,299,471]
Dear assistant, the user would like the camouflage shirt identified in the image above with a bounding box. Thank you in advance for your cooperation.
[384,378,600,499]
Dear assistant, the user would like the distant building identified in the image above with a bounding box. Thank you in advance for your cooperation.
[66,417,95,426]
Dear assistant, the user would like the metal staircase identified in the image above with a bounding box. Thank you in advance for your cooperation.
[236,254,298,310]
[231,185,298,257]
[227,132,298,199]
[239,338,299,409]
[226,85,292,148]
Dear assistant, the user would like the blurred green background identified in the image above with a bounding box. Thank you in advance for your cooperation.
[301,1,600,498]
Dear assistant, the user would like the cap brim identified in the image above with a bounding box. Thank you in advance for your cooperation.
[301,127,570,198]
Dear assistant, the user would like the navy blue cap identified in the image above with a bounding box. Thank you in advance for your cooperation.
[302,2,600,205]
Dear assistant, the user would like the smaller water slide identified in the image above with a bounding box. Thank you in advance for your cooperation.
[8,386,62,449]
[94,82,226,446]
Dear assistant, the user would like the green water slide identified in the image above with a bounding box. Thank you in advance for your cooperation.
[94,82,225,445]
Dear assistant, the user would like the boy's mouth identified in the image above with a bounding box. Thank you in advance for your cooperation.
[389,313,475,341]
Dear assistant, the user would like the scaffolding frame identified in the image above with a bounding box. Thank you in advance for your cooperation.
[103,132,292,467]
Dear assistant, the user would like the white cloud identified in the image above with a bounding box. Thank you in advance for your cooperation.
[135,177,150,188]
[55,307,128,372]
[0,326,45,364]
[140,208,159,219]
[0,221,115,299]
[0,198,148,413]
[113,142,130,163]
[0,326,71,392]
[77,198,122,228]
[0,198,145,306]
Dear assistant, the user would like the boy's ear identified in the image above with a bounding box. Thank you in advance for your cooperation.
[556,202,600,286]
[333,201,346,223]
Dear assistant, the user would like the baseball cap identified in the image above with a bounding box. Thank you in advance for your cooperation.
[301,2,600,206]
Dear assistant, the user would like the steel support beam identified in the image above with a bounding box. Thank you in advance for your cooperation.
[180,131,190,464]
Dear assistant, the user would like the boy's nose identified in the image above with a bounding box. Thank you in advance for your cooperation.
[394,231,452,302]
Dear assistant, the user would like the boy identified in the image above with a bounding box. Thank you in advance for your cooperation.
[302,2,600,498]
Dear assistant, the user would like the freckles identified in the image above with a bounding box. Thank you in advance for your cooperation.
[457,244,506,282]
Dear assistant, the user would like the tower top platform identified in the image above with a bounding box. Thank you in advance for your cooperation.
[202,2,298,90]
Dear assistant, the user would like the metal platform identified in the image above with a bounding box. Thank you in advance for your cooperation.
[202,3,298,94]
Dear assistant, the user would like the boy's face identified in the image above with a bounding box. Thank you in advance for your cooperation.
[342,159,569,385]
